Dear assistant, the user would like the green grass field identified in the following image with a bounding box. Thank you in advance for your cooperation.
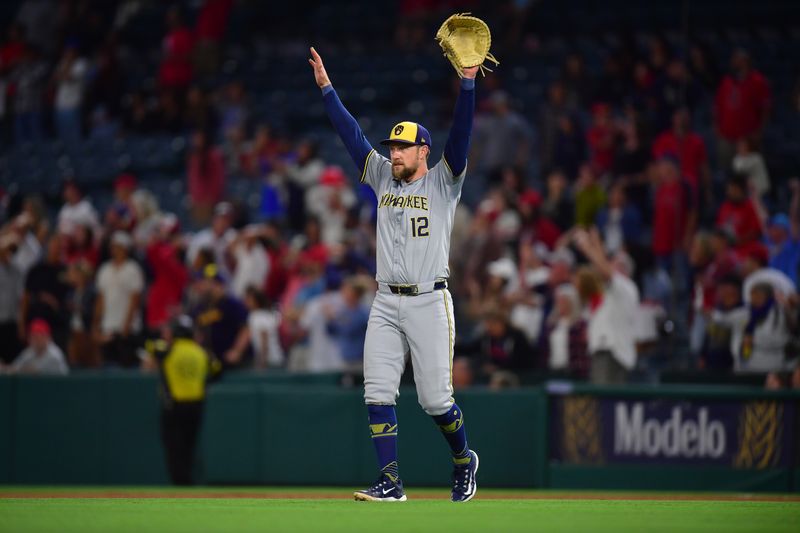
[1,487,798,533]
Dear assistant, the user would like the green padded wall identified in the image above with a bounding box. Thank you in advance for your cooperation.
[0,378,12,483]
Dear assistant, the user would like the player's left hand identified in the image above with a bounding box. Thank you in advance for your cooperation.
[308,47,332,88]
[462,66,479,79]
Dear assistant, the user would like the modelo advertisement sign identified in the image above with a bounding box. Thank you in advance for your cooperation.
[550,395,795,468]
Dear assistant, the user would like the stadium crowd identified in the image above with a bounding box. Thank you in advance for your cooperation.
[0,0,798,389]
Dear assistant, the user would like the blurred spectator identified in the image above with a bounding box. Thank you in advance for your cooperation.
[12,45,47,143]
[20,234,68,349]
[508,244,549,344]
[764,371,787,390]
[452,357,473,390]
[652,108,710,196]
[652,59,698,132]
[158,7,193,91]
[14,0,59,56]
[218,80,249,140]
[614,106,650,181]
[539,80,575,172]
[459,306,532,381]
[471,91,532,180]
[65,259,98,368]
[475,187,521,246]
[1,319,68,375]
[542,283,589,379]
[121,90,155,134]
[8,212,43,276]
[517,190,561,251]
[713,282,794,373]
[221,125,248,176]
[561,53,590,108]
[714,49,771,168]
[688,43,721,93]
[242,124,280,177]
[52,43,89,142]
[281,246,328,329]
[573,228,640,384]
[283,139,324,231]
[105,173,137,233]
[243,286,283,369]
[741,244,796,306]
[145,214,188,331]
[306,166,357,246]
[93,231,144,367]
[187,202,235,276]
[716,174,763,247]
[86,44,125,123]
[652,156,696,276]
[325,277,370,372]
[0,23,26,75]
[131,189,162,247]
[573,164,606,227]
[702,274,741,371]
[229,225,269,299]
[184,86,217,134]
[595,182,642,254]
[152,90,183,134]
[193,264,249,368]
[765,185,800,285]
[689,230,739,356]
[57,180,100,236]
[63,223,99,268]
[541,170,574,231]
[193,0,234,79]
[0,234,23,363]
[552,114,585,180]
[586,103,616,177]
[732,138,770,199]
[296,279,344,372]
[187,129,226,225]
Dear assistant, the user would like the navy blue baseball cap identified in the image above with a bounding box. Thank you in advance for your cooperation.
[380,121,432,149]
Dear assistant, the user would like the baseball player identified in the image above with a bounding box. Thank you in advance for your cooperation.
[309,47,479,502]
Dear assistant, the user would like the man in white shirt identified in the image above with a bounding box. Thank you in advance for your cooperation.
[296,288,345,372]
[573,228,640,384]
[93,231,144,366]
[229,226,269,299]
[2,319,68,375]
[187,202,236,277]
[53,44,88,141]
[57,180,100,235]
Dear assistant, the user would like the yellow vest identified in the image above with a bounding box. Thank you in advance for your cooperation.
[162,338,212,402]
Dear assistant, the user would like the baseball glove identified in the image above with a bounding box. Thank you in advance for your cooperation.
[435,13,499,77]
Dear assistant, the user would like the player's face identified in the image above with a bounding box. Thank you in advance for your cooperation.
[389,144,424,181]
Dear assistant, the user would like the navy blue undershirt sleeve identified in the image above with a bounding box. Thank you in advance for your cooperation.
[321,85,374,176]
[442,77,475,178]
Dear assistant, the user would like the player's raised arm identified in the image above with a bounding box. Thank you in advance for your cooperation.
[442,66,478,179]
[308,47,374,178]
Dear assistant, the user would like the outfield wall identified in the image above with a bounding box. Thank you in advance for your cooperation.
[0,374,796,491]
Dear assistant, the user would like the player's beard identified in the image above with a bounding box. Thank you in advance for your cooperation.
[392,161,418,181]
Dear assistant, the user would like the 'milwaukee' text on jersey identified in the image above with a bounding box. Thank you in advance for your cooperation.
[377,193,430,211]
[362,151,464,286]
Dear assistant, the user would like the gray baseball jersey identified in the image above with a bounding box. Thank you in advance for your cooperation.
[361,151,465,285]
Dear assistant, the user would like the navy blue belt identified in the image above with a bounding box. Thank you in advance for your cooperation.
[388,280,447,295]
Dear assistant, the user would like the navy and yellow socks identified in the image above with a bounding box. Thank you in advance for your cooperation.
[432,403,471,464]
[367,405,399,482]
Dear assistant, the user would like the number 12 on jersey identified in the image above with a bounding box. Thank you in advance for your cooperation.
[411,216,429,237]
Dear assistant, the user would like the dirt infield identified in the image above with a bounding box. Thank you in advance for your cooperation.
[2,490,799,502]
